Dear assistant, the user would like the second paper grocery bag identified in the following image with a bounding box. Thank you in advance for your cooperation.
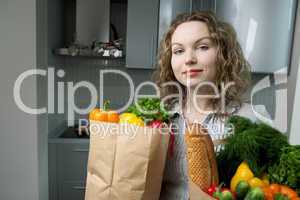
[85,120,170,200]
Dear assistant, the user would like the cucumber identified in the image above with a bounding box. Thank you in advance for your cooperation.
[236,180,250,199]
[244,187,265,200]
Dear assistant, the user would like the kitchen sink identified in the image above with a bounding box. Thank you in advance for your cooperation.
[59,126,89,139]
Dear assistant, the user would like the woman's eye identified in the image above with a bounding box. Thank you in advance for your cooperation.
[197,46,209,51]
[173,49,184,55]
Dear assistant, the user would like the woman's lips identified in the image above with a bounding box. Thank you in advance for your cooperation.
[182,69,204,77]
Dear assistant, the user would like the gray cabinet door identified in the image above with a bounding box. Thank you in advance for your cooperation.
[50,143,89,200]
[59,181,86,200]
[56,143,89,182]
[191,0,215,12]
[172,0,192,17]
[126,0,159,69]
[215,0,297,73]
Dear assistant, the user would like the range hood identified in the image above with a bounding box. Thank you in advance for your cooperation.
[76,0,110,46]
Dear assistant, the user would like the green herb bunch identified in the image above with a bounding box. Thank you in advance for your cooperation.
[217,116,289,186]
[126,98,170,124]
[268,145,300,195]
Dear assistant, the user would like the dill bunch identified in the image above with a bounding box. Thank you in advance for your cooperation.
[217,116,288,186]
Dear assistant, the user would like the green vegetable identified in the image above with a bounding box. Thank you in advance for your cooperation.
[126,98,170,124]
[268,145,300,194]
[227,115,254,134]
[274,193,289,200]
[221,190,234,200]
[244,187,265,200]
[236,180,250,199]
[217,116,289,185]
[213,190,223,199]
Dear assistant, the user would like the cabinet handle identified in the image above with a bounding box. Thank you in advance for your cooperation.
[214,0,217,13]
[151,35,156,67]
[72,148,89,152]
[72,186,86,190]
[150,35,154,67]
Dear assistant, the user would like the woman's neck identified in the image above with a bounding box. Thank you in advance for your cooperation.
[184,86,215,116]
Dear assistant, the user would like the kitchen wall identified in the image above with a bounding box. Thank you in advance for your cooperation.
[0,0,48,199]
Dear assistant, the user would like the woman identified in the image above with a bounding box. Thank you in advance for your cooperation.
[153,11,270,199]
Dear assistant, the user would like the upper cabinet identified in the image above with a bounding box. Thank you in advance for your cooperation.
[49,0,297,72]
[215,0,298,73]
[125,0,160,69]
[191,0,214,12]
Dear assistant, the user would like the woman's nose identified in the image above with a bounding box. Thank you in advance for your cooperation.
[185,50,197,65]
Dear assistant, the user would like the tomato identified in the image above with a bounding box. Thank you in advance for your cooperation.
[290,197,300,200]
[262,186,274,200]
[267,184,298,200]
[269,184,281,194]
[207,184,218,196]
[280,185,298,199]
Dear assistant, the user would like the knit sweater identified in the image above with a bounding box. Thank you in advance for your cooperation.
[159,103,271,200]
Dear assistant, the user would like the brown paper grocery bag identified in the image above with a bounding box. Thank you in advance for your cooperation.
[85,121,170,200]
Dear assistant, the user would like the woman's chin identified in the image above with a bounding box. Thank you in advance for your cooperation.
[181,79,209,88]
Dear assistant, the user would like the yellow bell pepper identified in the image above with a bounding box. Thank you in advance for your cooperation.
[119,113,144,126]
[261,173,270,186]
[230,162,254,192]
[248,177,264,188]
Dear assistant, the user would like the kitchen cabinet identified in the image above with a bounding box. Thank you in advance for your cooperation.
[125,0,160,69]
[215,0,297,73]
[49,138,89,200]
[172,0,192,17]
[191,0,214,12]
[159,0,297,73]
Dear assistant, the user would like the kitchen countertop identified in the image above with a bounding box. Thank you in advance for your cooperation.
[48,124,90,144]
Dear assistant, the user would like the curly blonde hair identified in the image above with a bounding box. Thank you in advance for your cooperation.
[152,11,251,113]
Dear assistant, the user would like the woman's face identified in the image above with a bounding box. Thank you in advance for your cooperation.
[171,21,218,89]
